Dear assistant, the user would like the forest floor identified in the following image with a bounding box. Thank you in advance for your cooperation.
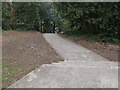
[60,34,119,61]
[2,31,63,88]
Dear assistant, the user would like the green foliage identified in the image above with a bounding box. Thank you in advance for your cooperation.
[2,2,55,32]
[2,2,120,43]
[55,2,120,43]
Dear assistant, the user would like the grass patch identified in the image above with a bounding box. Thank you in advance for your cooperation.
[63,30,119,44]
[2,61,43,88]
[2,65,21,88]
[2,30,15,33]
[2,29,38,33]
[64,30,82,37]
[33,61,42,66]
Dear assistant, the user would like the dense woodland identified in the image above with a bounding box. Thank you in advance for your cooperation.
[2,2,120,43]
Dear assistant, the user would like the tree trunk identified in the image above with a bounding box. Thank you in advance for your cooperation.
[6,2,14,30]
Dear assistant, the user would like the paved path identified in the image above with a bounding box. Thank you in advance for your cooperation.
[9,34,118,88]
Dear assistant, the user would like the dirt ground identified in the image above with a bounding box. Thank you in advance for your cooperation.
[2,31,63,88]
[60,35,119,61]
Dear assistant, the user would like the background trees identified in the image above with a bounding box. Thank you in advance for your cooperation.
[2,2,120,42]
[2,2,55,32]
[54,2,120,43]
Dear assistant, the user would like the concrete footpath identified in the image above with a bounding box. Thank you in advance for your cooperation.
[9,34,118,88]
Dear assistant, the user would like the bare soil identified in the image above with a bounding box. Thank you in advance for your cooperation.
[60,35,119,61]
[2,31,63,88]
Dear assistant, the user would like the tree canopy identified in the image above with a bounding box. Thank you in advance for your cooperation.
[2,2,120,42]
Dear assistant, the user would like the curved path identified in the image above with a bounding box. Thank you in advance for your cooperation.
[9,34,118,88]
